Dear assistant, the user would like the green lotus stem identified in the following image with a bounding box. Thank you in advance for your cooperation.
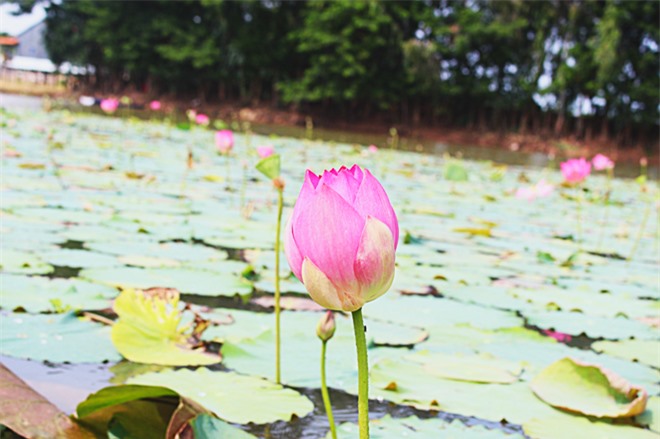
[627,199,653,263]
[351,308,369,439]
[320,340,337,439]
[274,186,284,384]
[225,154,231,188]
[576,185,583,252]
[596,168,613,252]
[240,163,247,207]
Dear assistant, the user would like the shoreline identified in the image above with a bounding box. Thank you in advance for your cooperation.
[2,87,657,168]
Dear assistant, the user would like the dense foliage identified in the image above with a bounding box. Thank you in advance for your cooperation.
[13,0,660,146]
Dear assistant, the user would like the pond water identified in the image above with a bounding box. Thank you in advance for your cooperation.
[0,95,658,438]
[3,92,654,179]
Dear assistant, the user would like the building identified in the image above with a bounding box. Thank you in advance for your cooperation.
[1,19,90,86]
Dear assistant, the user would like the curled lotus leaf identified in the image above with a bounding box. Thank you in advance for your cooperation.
[530,357,648,418]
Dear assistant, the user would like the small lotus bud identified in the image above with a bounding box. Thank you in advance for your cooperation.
[316,311,336,342]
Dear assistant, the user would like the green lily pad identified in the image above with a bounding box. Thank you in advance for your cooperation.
[364,295,523,330]
[0,312,121,363]
[111,289,221,366]
[0,274,116,312]
[191,414,257,439]
[530,357,648,418]
[370,357,558,424]
[39,248,121,268]
[80,266,252,297]
[636,396,660,433]
[213,310,425,388]
[330,415,525,439]
[76,383,210,439]
[128,368,314,425]
[592,340,660,367]
[406,350,522,384]
[0,249,53,275]
[523,412,658,439]
[523,311,658,340]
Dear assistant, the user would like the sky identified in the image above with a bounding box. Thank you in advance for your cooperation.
[0,3,46,36]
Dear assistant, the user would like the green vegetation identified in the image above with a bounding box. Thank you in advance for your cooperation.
[11,0,660,148]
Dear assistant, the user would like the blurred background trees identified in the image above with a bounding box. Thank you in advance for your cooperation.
[11,0,659,147]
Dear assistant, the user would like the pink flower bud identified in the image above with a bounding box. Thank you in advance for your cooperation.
[284,165,398,312]
[100,98,119,114]
[516,179,554,201]
[195,113,210,126]
[316,311,336,342]
[149,100,162,111]
[367,145,378,154]
[215,130,234,154]
[257,145,275,158]
[560,158,591,184]
[592,154,614,171]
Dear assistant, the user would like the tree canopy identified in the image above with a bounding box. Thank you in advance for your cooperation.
[12,0,660,147]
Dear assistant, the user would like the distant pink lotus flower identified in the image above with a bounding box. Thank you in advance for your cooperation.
[560,158,591,184]
[257,145,275,159]
[215,130,234,154]
[515,179,554,201]
[186,109,197,121]
[542,329,572,343]
[195,113,210,126]
[100,98,119,114]
[368,145,378,154]
[592,154,614,171]
[149,100,161,111]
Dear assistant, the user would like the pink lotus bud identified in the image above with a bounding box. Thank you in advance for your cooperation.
[149,100,162,111]
[515,179,553,202]
[215,130,234,154]
[284,165,398,312]
[368,145,378,154]
[195,113,210,126]
[316,311,336,342]
[560,158,591,184]
[257,145,275,158]
[100,98,119,114]
[534,180,553,198]
[592,154,614,171]
[515,186,536,201]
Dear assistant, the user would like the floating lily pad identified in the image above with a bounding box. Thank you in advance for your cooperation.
[128,368,314,425]
[214,310,425,388]
[523,412,658,439]
[592,340,660,367]
[530,357,648,418]
[330,415,525,439]
[370,357,558,424]
[0,274,116,312]
[364,295,523,330]
[523,311,658,340]
[636,396,660,433]
[0,249,54,275]
[0,312,121,363]
[190,414,257,439]
[111,289,221,366]
[39,248,120,269]
[80,266,252,297]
